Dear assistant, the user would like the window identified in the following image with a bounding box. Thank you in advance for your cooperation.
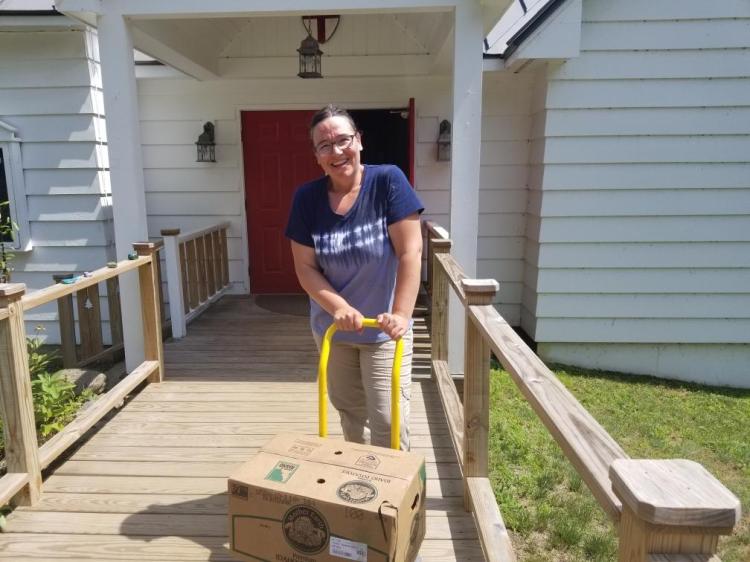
[0,120,31,251]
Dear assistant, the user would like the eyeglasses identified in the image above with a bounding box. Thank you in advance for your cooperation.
[315,134,356,155]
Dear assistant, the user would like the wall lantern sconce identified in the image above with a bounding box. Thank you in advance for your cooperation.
[437,119,452,162]
[298,15,340,79]
[196,121,216,162]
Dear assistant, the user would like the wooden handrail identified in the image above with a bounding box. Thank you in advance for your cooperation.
[468,303,627,521]
[175,221,231,244]
[22,257,150,312]
[0,245,167,508]
[423,218,740,562]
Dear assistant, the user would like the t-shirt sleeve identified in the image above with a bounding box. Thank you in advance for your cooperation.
[284,188,315,247]
[385,166,424,225]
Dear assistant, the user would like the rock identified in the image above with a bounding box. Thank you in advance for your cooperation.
[56,368,107,395]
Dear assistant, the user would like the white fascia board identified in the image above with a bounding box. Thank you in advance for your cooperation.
[0,15,85,30]
[505,0,581,64]
[62,0,457,18]
[54,0,102,14]
[0,0,58,9]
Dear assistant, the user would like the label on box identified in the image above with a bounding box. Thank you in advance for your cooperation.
[355,454,381,470]
[330,536,367,562]
[265,461,299,483]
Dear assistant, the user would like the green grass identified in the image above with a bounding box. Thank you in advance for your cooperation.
[489,364,750,562]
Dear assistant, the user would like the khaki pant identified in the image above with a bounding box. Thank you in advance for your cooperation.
[314,329,413,451]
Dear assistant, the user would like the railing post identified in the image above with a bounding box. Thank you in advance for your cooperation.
[0,284,42,505]
[461,278,499,511]
[52,274,77,367]
[133,243,165,383]
[430,239,452,380]
[160,229,186,339]
[610,459,741,562]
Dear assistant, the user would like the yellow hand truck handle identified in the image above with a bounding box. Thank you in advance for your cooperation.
[318,318,404,450]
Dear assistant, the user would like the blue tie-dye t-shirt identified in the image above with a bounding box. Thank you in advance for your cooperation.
[285,164,424,343]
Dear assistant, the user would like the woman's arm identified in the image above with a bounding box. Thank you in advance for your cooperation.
[290,240,364,331]
[378,213,423,339]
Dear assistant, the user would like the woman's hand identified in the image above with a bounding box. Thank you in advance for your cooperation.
[333,305,364,332]
[377,312,409,340]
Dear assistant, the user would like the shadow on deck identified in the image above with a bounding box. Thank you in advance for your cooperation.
[0,296,482,561]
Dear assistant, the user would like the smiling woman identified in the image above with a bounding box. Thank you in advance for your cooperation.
[285,104,424,452]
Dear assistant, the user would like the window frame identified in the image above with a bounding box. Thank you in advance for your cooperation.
[0,120,31,252]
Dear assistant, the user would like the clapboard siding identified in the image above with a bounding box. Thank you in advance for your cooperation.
[138,74,458,297]
[538,242,750,269]
[0,58,101,89]
[553,51,750,81]
[521,67,548,336]
[533,189,750,217]
[0,28,111,342]
[474,73,533,323]
[529,0,750,387]
[539,163,750,190]
[544,108,750,137]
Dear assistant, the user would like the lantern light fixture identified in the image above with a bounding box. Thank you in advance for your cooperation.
[297,33,323,79]
[437,119,452,162]
[298,15,341,79]
[196,121,216,163]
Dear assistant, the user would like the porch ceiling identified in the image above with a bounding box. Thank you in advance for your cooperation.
[129,12,455,80]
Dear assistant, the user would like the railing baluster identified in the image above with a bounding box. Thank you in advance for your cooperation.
[205,233,216,296]
[220,227,229,286]
[106,276,124,356]
[0,284,41,506]
[461,279,498,511]
[52,274,77,367]
[212,230,222,289]
[186,239,199,310]
[196,235,208,303]
[76,283,103,363]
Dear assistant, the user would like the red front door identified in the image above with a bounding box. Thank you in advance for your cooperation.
[242,111,319,293]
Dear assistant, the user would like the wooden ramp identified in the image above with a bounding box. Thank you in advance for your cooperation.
[0,296,482,561]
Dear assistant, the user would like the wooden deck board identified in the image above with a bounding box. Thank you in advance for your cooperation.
[0,296,481,561]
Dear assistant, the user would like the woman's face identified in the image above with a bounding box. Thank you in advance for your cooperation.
[311,116,362,183]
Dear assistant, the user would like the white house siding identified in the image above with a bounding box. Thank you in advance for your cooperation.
[136,75,453,295]
[528,0,750,387]
[478,72,533,325]
[0,28,113,344]
[138,76,533,326]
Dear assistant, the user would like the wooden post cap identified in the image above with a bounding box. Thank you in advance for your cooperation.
[133,241,164,255]
[461,279,499,305]
[432,238,452,251]
[0,283,26,298]
[609,459,741,528]
[160,228,181,236]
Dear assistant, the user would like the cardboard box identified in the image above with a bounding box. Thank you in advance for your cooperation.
[228,433,426,562]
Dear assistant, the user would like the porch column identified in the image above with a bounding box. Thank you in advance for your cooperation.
[97,10,149,371]
[448,1,484,374]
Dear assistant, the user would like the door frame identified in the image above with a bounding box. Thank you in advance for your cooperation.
[235,100,416,295]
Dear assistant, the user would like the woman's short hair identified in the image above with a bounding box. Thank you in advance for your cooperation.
[309,104,358,139]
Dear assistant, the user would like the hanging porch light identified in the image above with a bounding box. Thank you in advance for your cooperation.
[298,15,340,79]
[297,33,323,79]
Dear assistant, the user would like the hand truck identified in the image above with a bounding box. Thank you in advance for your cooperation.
[317,318,404,450]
